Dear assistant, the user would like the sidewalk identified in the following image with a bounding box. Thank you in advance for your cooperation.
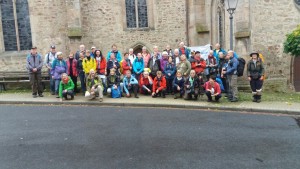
[0,93,300,115]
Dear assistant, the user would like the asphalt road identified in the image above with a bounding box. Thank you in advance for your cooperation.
[0,105,299,169]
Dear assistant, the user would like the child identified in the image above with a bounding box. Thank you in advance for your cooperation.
[173,71,185,99]
[59,73,75,101]
[163,56,176,94]
[152,71,167,98]
[123,70,139,98]
[203,76,222,102]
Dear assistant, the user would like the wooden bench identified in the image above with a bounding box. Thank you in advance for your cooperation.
[0,71,50,91]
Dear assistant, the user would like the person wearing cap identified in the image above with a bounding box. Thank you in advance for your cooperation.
[85,69,104,102]
[163,56,176,94]
[178,42,191,59]
[132,53,144,81]
[75,44,86,60]
[51,52,67,98]
[90,46,96,58]
[247,51,265,103]
[83,50,96,75]
[107,44,122,62]
[139,70,153,95]
[26,46,44,98]
[59,73,75,101]
[44,45,57,95]
[222,50,239,102]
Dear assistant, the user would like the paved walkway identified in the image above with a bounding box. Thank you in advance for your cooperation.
[1,93,300,115]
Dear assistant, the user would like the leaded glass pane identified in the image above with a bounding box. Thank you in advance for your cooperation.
[218,11,223,47]
[138,0,148,28]
[126,0,137,28]
[16,0,32,50]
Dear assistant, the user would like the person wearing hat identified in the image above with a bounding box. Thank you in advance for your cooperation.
[247,51,265,103]
[26,46,44,98]
[90,46,96,58]
[44,45,57,95]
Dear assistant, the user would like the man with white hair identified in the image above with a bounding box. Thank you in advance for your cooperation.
[213,43,226,62]
[151,45,161,60]
[75,44,85,60]
[128,48,136,64]
[178,42,190,59]
[173,49,181,65]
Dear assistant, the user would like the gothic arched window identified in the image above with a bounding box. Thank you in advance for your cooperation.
[125,0,148,28]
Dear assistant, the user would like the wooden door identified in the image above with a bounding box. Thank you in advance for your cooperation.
[294,56,300,92]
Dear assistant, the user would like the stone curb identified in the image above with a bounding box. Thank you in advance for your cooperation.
[0,100,299,116]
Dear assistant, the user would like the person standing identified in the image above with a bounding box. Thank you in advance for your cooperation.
[148,52,161,79]
[66,52,78,93]
[26,46,44,98]
[122,53,132,75]
[75,44,86,60]
[247,51,265,103]
[77,52,86,95]
[218,52,227,93]
[142,46,151,68]
[132,53,144,81]
[164,56,176,94]
[222,51,239,102]
[51,52,67,98]
[178,42,190,59]
[95,50,107,94]
[213,43,227,62]
[83,50,96,76]
[44,45,57,95]
[107,44,122,62]
[128,48,136,64]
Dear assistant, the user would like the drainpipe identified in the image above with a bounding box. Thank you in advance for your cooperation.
[185,0,190,46]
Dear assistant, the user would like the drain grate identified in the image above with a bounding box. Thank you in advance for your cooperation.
[295,117,300,128]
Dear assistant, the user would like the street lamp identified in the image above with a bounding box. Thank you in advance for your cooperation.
[225,0,238,50]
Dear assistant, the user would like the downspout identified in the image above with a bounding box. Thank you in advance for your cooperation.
[185,0,190,46]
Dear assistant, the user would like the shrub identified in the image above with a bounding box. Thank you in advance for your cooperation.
[284,25,300,57]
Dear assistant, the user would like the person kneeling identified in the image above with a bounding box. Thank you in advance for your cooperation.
[59,73,75,101]
[173,71,185,99]
[107,68,122,98]
[139,71,153,95]
[85,69,104,102]
[152,71,167,98]
[123,70,139,98]
[204,76,222,102]
[184,70,201,100]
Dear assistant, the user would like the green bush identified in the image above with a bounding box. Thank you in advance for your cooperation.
[284,25,300,57]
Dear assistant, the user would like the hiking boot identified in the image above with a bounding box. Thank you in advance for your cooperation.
[231,98,238,102]
[99,98,103,102]
[252,98,257,102]
[256,99,261,103]
[39,93,44,97]
[174,95,178,99]
[207,99,212,102]
[32,95,37,98]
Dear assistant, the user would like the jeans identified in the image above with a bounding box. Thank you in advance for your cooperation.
[70,75,78,93]
[78,71,86,94]
[62,90,74,99]
[54,79,61,95]
[49,71,55,93]
[227,74,238,100]
[206,91,222,101]
[29,72,43,95]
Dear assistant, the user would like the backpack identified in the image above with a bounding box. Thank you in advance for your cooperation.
[237,57,246,77]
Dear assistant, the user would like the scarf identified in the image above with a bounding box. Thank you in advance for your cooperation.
[189,77,194,87]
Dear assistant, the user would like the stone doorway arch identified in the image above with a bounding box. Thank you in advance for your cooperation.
[128,41,152,55]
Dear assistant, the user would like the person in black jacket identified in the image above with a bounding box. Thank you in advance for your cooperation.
[106,68,122,98]
[77,52,86,95]
[247,51,265,103]
[148,53,161,79]
[184,70,201,100]
[173,71,185,99]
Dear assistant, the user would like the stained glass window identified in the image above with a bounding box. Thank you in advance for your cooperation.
[126,0,148,28]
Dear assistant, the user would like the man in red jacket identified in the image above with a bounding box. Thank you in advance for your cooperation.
[203,76,222,102]
[191,51,206,76]
[152,71,167,98]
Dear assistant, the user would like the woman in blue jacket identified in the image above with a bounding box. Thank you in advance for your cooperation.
[51,52,67,98]
[163,56,176,94]
[132,53,144,81]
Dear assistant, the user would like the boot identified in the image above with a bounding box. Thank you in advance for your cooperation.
[256,95,261,103]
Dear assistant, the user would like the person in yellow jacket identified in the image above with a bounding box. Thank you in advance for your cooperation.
[83,50,96,75]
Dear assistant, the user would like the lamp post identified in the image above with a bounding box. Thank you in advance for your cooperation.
[225,0,238,50]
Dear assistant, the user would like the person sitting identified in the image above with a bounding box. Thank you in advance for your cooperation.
[184,70,201,100]
[123,70,139,98]
[107,68,122,98]
[173,71,185,99]
[59,73,75,101]
[85,69,104,102]
[107,53,121,76]
[203,76,222,102]
[152,71,167,98]
[132,53,144,81]
[139,71,153,95]
[122,52,132,75]
[163,56,176,94]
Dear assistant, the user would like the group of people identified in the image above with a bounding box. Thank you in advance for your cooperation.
[25,42,265,103]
